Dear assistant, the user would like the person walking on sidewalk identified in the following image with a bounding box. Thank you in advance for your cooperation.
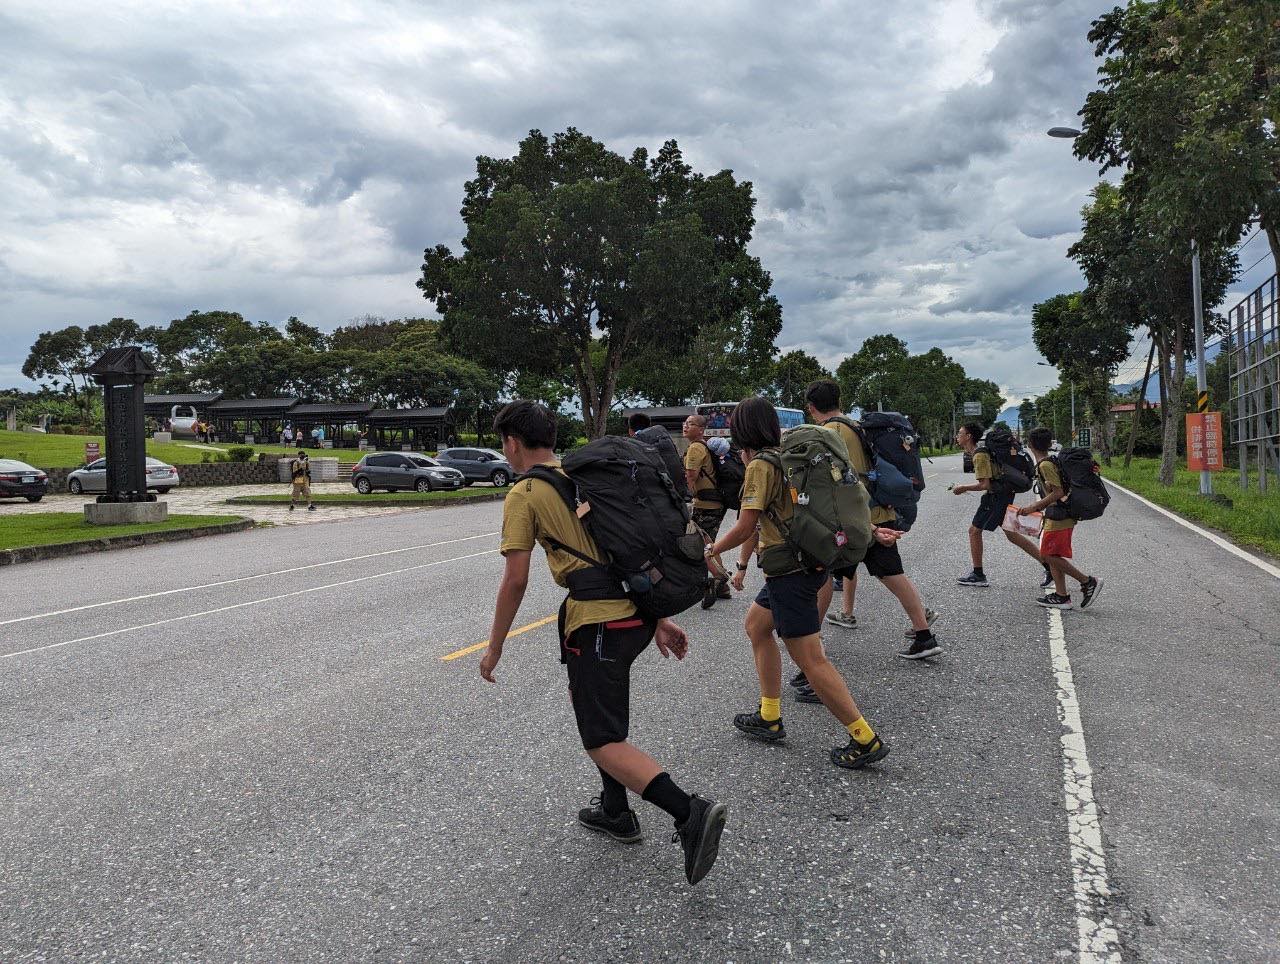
[951,422,1041,587]
[1018,427,1103,610]
[479,401,727,886]
[289,450,315,512]
[683,413,733,610]
[705,396,891,770]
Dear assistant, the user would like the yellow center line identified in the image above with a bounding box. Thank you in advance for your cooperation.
[441,614,557,661]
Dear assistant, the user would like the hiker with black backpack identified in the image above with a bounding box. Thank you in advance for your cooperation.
[479,401,728,886]
[951,422,1044,588]
[682,413,744,609]
[1017,427,1104,610]
[703,396,892,770]
[796,380,941,663]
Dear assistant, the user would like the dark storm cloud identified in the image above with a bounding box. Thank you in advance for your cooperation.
[0,0,1107,398]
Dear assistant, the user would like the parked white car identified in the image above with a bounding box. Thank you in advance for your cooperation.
[67,457,181,495]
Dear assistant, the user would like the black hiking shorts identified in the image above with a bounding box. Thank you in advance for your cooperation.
[561,617,655,750]
[972,491,1013,532]
[753,568,828,639]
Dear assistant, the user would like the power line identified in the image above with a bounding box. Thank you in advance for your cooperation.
[1240,248,1275,277]
[1237,227,1262,253]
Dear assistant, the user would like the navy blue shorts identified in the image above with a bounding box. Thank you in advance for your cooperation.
[753,569,829,639]
[972,491,1013,531]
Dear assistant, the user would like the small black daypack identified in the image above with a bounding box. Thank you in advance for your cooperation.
[844,412,927,531]
[525,437,708,620]
[634,425,690,501]
[1048,446,1110,521]
[690,440,745,511]
[980,426,1034,495]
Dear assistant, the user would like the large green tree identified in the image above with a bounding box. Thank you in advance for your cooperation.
[419,129,780,437]
[770,350,831,410]
[835,334,910,414]
[1080,0,1280,276]
[1031,290,1132,463]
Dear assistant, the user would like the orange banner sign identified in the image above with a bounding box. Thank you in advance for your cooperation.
[1186,412,1224,472]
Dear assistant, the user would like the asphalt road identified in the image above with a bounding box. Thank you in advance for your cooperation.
[1,455,1276,962]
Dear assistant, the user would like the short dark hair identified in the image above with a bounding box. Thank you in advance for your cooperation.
[804,379,841,413]
[627,412,651,432]
[1028,427,1053,452]
[730,396,781,450]
[494,400,557,449]
[961,422,985,444]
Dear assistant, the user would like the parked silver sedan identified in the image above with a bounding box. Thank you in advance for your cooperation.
[67,457,181,494]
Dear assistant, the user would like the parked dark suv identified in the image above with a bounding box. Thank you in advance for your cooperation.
[0,459,49,502]
[435,447,512,487]
[350,452,465,494]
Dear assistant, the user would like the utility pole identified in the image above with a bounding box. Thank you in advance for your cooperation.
[1069,380,1076,444]
[1191,239,1212,495]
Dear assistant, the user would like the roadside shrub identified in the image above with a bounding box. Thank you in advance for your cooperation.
[215,453,230,463]
[226,446,254,463]
[201,453,213,464]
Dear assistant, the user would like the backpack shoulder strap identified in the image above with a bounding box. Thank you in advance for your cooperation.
[520,466,606,568]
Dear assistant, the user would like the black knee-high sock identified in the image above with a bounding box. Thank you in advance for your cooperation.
[641,772,692,824]
[598,767,628,817]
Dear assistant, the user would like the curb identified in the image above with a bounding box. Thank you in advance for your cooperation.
[0,518,257,567]
[224,492,509,509]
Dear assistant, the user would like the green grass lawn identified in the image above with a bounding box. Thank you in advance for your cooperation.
[0,513,247,551]
[1102,457,1280,558]
[225,488,507,506]
[0,429,366,468]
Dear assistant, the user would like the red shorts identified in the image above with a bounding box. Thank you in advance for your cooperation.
[1040,528,1074,559]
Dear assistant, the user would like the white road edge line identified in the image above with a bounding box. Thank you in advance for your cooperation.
[0,531,499,627]
[1,548,498,662]
[1103,477,1280,580]
[1048,608,1122,964]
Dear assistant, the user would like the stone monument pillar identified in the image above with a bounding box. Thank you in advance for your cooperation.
[84,347,167,524]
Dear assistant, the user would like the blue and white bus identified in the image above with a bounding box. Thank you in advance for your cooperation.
[696,402,805,439]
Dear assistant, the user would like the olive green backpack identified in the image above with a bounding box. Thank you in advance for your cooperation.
[757,425,874,576]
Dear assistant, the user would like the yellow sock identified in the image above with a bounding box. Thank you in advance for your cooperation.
[847,717,876,745]
[760,697,781,723]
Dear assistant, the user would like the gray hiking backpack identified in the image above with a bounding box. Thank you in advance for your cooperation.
[756,425,874,576]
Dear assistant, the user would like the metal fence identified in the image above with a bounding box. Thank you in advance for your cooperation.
[1227,274,1280,489]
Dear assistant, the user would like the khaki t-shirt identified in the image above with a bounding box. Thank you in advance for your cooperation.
[822,418,896,526]
[739,452,800,574]
[973,450,998,483]
[1036,459,1076,532]
[683,440,720,510]
[499,463,636,637]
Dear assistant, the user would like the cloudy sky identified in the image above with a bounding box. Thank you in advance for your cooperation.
[0,0,1205,401]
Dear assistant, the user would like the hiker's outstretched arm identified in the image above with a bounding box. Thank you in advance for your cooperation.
[710,508,761,557]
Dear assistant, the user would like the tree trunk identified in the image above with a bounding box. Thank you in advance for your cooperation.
[1124,340,1156,469]
[1265,221,1280,282]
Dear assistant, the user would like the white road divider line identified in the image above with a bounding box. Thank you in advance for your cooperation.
[1103,477,1280,580]
[1048,608,1122,963]
[1,548,497,662]
[0,531,499,627]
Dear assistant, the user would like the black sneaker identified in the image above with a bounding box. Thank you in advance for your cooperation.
[716,581,732,600]
[794,684,823,704]
[307,504,316,512]
[957,572,989,588]
[903,607,940,638]
[1079,577,1103,610]
[898,633,942,660]
[1039,567,1054,590]
[789,671,808,690]
[830,733,890,769]
[700,588,716,610]
[733,710,786,742]
[673,795,728,885]
[578,797,642,844]
[289,504,295,512]
[1036,592,1073,610]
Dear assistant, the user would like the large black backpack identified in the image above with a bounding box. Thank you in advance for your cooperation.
[1048,447,1110,521]
[827,414,921,530]
[980,426,1034,495]
[525,437,707,620]
[634,425,690,501]
[689,440,745,511]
